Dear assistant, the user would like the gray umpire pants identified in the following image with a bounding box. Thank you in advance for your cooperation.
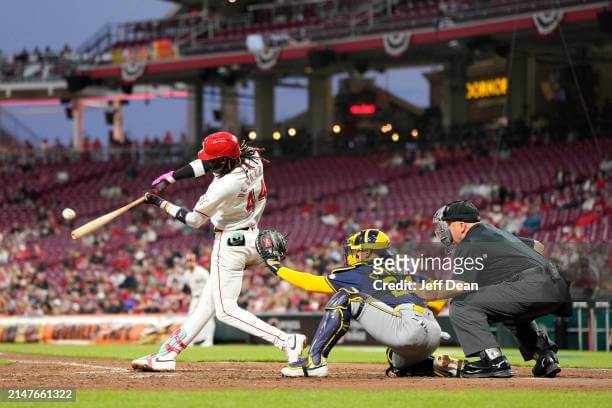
[352,298,441,367]
[449,266,568,358]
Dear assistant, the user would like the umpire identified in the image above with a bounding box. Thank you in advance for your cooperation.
[430,200,571,378]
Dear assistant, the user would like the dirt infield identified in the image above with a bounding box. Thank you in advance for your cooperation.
[1,352,611,392]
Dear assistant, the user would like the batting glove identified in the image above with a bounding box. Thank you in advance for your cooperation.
[144,192,165,207]
[150,171,175,194]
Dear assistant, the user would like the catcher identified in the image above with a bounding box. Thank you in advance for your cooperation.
[256,228,465,378]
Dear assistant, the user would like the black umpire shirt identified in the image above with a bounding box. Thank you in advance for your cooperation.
[452,223,549,287]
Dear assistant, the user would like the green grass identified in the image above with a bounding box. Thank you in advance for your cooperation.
[1,343,611,369]
[2,390,612,408]
[0,359,12,366]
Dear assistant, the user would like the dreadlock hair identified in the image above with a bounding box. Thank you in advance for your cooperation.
[212,141,268,176]
[239,141,269,169]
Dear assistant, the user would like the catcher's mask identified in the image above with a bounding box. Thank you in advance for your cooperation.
[433,200,480,246]
[344,229,391,266]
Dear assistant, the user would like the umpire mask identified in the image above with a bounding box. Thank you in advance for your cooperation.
[433,200,480,246]
[433,206,453,246]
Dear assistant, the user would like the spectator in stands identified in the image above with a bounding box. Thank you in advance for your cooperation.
[381,152,405,168]
[575,205,603,228]
[43,46,54,61]
[300,200,315,217]
[15,48,28,63]
[60,43,73,58]
[342,216,360,235]
[600,154,612,174]
[522,205,543,235]
[414,150,436,174]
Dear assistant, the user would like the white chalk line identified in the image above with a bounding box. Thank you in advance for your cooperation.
[4,358,181,378]
[7,359,126,373]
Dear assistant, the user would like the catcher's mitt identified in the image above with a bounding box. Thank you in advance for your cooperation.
[256,230,288,261]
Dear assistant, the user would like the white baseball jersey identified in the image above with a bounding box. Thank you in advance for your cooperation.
[187,265,209,298]
[155,152,291,359]
[193,155,266,230]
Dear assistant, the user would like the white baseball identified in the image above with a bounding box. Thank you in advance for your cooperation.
[62,208,76,220]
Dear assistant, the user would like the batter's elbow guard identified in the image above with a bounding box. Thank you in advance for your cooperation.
[176,208,189,224]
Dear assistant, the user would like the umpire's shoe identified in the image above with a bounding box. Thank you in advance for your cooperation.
[461,350,512,378]
[533,350,561,378]
[281,356,329,378]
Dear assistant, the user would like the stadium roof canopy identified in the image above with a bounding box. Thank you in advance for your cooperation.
[162,0,277,9]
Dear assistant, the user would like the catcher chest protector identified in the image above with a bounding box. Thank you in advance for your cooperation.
[308,289,362,364]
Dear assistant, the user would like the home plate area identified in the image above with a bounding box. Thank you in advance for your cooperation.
[1,353,610,392]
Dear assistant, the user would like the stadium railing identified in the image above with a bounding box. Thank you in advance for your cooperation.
[74,0,594,62]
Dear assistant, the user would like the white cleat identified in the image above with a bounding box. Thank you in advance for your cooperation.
[281,357,329,378]
[283,333,307,363]
[131,353,176,372]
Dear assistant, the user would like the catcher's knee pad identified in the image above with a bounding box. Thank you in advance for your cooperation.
[385,348,435,377]
[325,288,352,308]
[308,290,355,361]
[326,288,366,318]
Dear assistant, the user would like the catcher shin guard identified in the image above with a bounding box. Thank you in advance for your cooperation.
[308,289,356,363]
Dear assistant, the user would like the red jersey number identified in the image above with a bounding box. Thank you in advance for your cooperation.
[246,180,267,212]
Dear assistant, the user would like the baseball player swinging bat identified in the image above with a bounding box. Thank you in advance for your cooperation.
[70,195,146,239]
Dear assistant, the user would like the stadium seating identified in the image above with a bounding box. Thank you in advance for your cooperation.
[2,138,609,265]
[2,137,610,315]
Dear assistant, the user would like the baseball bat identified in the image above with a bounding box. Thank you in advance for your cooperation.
[71,195,146,240]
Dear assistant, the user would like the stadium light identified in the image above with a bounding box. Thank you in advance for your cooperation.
[411,129,419,138]
[248,131,257,140]
[332,124,342,134]
[273,131,281,140]
[288,128,297,137]
[391,133,400,142]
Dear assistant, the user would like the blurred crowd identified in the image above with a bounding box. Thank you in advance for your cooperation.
[1,147,609,316]
[0,44,78,82]
[0,206,333,316]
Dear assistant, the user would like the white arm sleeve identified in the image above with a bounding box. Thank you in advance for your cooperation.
[185,211,208,228]
[160,201,209,229]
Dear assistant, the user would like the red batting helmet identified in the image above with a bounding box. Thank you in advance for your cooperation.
[197,132,240,161]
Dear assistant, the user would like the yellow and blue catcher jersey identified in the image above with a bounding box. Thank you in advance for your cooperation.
[325,263,427,308]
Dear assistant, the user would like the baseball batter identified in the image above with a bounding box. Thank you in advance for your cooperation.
[256,228,464,378]
[131,132,306,371]
[185,253,215,347]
